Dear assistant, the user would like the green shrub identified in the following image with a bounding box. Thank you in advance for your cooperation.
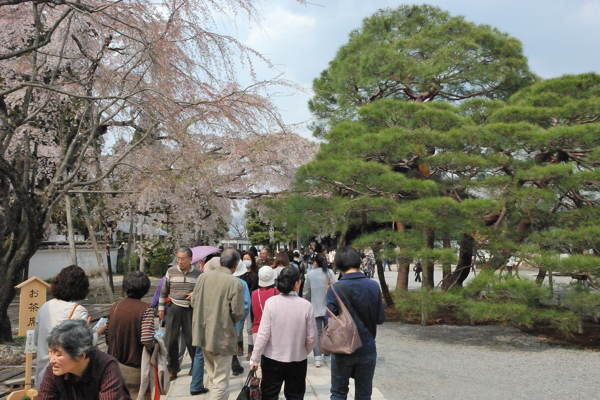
[457,300,534,328]
[395,290,463,325]
[147,243,174,277]
[561,283,600,333]
[464,270,552,306]
[393,271,578,337]
[533,308,578,337]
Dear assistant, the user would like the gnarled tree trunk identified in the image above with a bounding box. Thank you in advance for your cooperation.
[443,233,474,291]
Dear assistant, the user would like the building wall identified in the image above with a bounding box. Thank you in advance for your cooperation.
[29,248,118,280]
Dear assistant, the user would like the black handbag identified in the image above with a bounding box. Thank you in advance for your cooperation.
[236,369,261,400]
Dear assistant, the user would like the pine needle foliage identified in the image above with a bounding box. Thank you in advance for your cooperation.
[268,5,600,310]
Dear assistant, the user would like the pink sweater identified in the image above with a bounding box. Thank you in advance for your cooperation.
[250,292,317,364]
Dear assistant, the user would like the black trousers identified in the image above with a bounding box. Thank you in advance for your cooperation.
[164,304,195,374]
[260,356,307,400]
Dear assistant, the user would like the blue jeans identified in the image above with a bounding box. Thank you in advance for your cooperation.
[331,352,377,400]
[190,346,205,392]
[313,317,326,360]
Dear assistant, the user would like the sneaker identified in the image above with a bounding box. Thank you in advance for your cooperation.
[315,360,321,368]
[190,388,209,396]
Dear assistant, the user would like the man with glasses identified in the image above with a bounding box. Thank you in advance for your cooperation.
[159,247,201,381]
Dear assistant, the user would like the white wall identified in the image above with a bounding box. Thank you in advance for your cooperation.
[28,248,119,280]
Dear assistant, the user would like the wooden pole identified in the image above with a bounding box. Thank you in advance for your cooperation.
[126,216,135,272]
[65,194,78,265]
[106,243,115,294]
[24,353,32,389]
[77,193,115,302]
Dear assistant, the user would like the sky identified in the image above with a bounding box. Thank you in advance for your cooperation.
[225,0,600,139]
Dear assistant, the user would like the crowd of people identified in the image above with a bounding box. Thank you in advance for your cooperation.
[32,244,385,400]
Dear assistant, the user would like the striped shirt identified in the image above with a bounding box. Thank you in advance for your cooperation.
[159,265,201,310]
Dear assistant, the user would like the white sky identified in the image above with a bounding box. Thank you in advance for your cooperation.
[227,0,600,139]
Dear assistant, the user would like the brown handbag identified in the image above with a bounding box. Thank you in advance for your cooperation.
[321,284,362,355]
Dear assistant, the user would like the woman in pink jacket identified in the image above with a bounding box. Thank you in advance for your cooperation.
[250,266,317,400]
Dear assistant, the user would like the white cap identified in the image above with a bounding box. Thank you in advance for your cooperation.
[233,260,246,277]
[258,266,275,287]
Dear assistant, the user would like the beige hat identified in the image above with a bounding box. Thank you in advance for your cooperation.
[233,260,246,277]
[204,257,221,271]
[258,266,275,287]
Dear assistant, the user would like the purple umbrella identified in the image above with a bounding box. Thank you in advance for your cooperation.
[191,246,220,265]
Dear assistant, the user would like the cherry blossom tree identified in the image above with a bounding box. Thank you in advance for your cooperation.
[104,128,315,248]
[0,0,310,342]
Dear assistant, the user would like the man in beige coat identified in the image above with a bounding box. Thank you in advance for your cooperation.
[191,249,245,400]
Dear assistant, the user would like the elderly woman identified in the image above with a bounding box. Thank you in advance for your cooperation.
[38,319,131,399]
[251,266,279,341]
[250,266,317,400]
[105,271,155,398]
[34,265,104,389]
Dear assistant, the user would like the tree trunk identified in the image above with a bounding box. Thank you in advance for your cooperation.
[442,233,451,282]
[0,227,41,343]
[361,208,368,234]
[396,261,409,292]
[484,217,532,271]
[423,227,435,289]
[375,259,394,307]
[443,234,474,291]
[535,268,546,286]
[394,222,409,292]
[78,193,115,302]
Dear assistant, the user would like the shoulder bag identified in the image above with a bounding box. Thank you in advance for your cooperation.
[321,284,362,355]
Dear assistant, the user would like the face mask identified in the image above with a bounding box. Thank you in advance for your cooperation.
[243,260,252,267]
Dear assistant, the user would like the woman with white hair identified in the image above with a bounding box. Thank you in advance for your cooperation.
[38,319,131,400]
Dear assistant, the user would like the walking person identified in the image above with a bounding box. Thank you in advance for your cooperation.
[304,253,337,368]
[256,248,270,268]
[414,261,423,282]
[271,251,290,277]
[105,271,156,398]
[158,247,201,381]
[191,249,245,400]
[327,246,385,400]
[361,254,375,279]
[150,260,187,370]
[250,267,317,400]
[251,266,279,342]
[231,256,251,377]
[240,252,259,360]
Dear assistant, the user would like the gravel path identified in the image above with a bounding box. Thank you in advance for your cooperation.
[374,322,600,400]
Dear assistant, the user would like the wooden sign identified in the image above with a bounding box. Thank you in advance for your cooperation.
[15,276,50,391]
[15,277,50,336]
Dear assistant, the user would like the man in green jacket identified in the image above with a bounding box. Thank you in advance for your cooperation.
[191,249,245,400]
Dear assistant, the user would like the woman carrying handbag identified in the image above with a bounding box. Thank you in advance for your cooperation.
[249,267,317,400]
